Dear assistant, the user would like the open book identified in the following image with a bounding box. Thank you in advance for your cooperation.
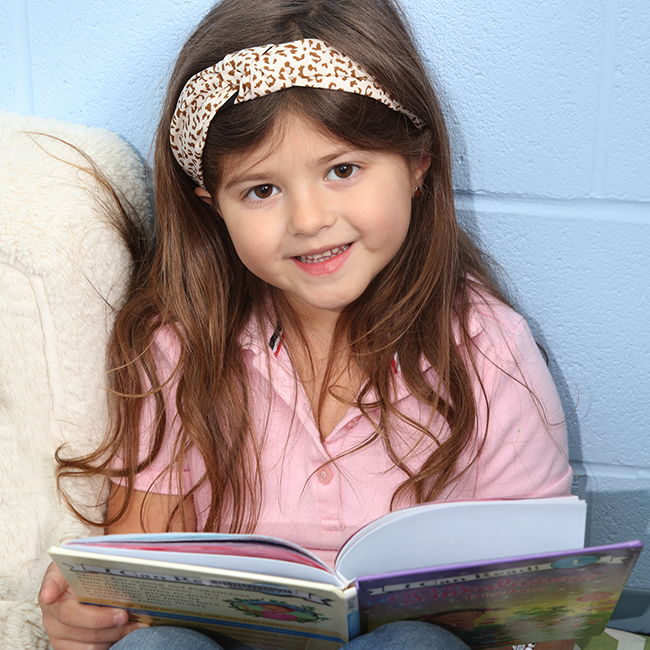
[49,496,642,650]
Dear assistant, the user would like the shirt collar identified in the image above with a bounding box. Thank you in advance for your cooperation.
[239,304,485,371]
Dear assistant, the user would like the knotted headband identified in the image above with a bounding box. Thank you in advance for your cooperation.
[170,38,424,187]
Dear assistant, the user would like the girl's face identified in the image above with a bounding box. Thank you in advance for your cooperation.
[201,112,428,326]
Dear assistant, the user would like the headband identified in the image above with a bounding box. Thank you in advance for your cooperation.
[170,38,424,187]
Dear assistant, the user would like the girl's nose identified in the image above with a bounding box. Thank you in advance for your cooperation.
[287,192,335,236]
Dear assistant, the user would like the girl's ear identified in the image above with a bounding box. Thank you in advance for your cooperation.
[194,186,213,205]
[413,154,431,186]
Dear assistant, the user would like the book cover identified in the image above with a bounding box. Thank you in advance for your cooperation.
[52,548,357,650]
[356,541,643,648]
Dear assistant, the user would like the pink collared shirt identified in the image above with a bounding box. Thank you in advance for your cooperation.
[116,296,571,567]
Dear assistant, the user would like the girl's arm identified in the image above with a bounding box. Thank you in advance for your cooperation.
[104,482,197,534]
[465,303,572,499]
[40,485,196,649]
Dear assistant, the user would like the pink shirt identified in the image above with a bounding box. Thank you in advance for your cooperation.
[117,296,571,566]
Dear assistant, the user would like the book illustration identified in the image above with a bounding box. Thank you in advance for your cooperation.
[415,608,487,631]
[356,544,642,647]
[227,598,330,623]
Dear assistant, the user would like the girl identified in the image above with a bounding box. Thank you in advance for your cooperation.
[39,0,572,648]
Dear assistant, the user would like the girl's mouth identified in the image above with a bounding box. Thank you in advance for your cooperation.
[294,244,350,264]
[292,243,353,276]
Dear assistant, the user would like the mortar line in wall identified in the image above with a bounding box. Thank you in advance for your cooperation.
[453,192,650,224]
[572,462,650,481]
[11,0,34,114]
[591,0,619,197]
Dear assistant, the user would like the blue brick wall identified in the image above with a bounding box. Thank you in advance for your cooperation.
[2,0,649,619]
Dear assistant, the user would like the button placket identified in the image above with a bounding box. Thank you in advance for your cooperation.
[316,462,343,532]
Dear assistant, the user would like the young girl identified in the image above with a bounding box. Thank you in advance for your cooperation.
[39,0,572,648]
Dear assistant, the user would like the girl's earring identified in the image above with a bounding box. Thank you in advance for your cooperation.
[414,186,422,198]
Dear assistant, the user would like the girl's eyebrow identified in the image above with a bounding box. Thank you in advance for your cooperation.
[223,172,273,191]
[222,147,364,191]
[315,148,363,166]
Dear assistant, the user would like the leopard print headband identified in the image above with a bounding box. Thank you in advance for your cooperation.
[169,38,424,187]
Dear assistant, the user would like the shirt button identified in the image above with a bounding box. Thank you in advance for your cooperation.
[318,465,334,484]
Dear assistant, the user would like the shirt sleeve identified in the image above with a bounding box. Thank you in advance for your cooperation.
[463,303,572,499]
[110,326,192,495]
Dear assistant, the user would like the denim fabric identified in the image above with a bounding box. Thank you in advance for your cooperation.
[112,622,472,650]
[112,626,233,650]
[343,621,471,649]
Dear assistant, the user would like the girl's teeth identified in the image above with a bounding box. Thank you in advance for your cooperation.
[297,244,350,263]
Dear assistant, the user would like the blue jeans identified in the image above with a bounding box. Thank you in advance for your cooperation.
[113,622,471,649]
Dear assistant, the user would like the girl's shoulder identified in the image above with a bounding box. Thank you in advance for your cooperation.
[459,284,541,372]
[147,318,268,368]
[147,324,183,377]
[462,284,529,341]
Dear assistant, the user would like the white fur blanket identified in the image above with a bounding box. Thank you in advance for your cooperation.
[0,113,149,648]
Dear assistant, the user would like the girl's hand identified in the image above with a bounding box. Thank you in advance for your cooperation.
[39,561,146,650]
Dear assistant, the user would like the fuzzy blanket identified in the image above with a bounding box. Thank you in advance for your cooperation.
[0,113,150,648]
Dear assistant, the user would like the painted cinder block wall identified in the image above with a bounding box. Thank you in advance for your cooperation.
[2,0,650,622]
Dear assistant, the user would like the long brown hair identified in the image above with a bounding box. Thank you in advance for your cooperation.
[58,0,510,533]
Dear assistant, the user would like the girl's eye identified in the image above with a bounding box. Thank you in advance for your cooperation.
[246,184,278,201]
[326,164,359,180]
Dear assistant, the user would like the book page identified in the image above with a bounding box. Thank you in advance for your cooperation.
[64,534,343,587]
[335,497,586,582]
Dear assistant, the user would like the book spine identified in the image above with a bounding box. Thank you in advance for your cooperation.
[346,588,360,639]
